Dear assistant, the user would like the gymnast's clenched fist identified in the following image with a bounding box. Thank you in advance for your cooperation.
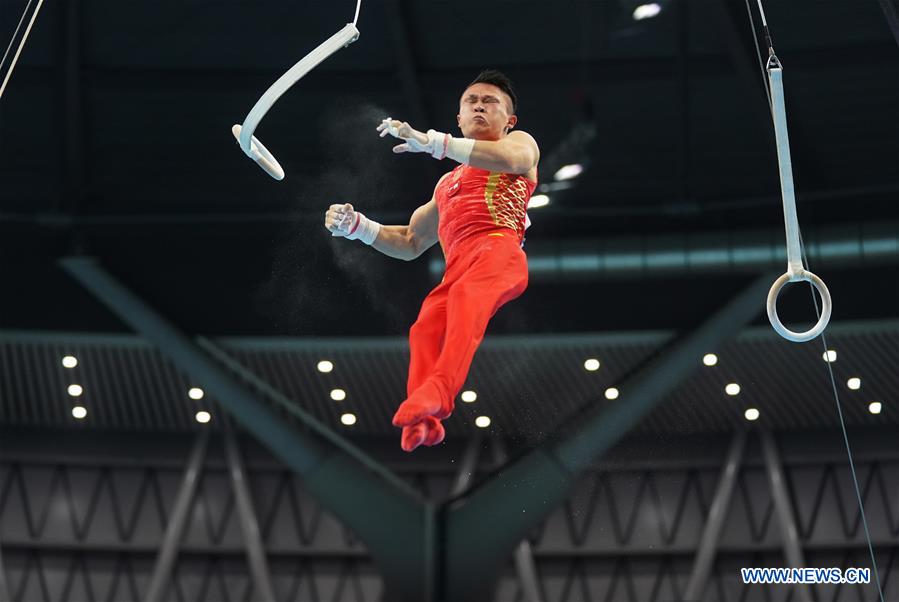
[324,203,380,245]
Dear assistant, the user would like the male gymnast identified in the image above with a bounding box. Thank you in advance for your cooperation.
[324,70,540,451]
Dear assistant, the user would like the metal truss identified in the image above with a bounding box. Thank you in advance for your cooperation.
[1,429,896,601]
[492,547,899,602]
[3,551,382,602]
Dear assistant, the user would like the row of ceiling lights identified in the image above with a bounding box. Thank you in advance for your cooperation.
[56,344,886,428]
[62,355,214,424]
[701,350,882,417]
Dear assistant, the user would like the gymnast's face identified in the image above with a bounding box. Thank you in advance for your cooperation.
[457,83,517,141]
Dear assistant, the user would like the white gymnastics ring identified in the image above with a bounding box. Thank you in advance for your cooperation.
[233,3,361,181]
[766,269,832,343]
[764,58,832,342]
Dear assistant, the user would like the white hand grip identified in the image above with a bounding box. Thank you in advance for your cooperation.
[766,270,832,342]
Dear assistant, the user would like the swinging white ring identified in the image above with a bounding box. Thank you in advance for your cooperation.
[766,270,832,342]
[233,12,361,180]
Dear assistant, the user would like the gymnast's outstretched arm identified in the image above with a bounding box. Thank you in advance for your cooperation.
[377,119,539,175]
[323,177,444,261]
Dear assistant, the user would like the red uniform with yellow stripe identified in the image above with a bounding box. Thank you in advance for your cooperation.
[405,164,538,420]
[436,164,537,258]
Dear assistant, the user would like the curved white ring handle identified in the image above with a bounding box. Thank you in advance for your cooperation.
[234,23,360,180]
[766,270,832,343]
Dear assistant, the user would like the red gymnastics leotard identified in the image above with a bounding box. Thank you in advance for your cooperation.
[394,164,537,450]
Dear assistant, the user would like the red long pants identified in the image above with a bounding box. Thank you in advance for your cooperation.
[406,230,528,417]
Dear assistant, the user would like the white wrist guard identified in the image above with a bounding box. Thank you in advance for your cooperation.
[426,130,475,164]
[345,211,381,246]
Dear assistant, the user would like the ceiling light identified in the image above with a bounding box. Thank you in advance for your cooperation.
[604,387,619,400]
[702,353,718,367]
[195,411,212,424]
[553,163,584,181]
[847,377,861,390]
[72,406,87,419]
[744,408,760,421]
[461,390,477,403]
[584,358,600,371]
[317,360,334,373]
[188,387,204,400]
[62,356,78,369]
[822,349,837,363]
[868,402,882,415]
[527,194,550,209]
[475,416,491,428]
[330,388,346,401]
[340,413,357,426]
[725,383,741,396]
[67,384,83,397]
[633,3,662,21]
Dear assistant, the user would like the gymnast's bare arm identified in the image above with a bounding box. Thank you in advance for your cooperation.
[466,130,539,176]
[370,198,438,261]
[324,174,446,261]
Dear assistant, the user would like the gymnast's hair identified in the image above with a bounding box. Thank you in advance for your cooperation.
[466,69,518,114]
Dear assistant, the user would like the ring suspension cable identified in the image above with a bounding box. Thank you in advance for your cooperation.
[0,0,45,102]
[745,2,885,599]
[753,0,774,53]
[1,0,34,75]
[799,230,886,602]
[743,0,772,111]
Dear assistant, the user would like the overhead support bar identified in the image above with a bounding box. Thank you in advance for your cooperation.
[760,429,815,602]
[493,439,546,602]
[145,431,209,602]
[224,418,277,602]
[384,0,429,126]
[449,435,483,497]
[684,429,748,601]
[878,0,899,46]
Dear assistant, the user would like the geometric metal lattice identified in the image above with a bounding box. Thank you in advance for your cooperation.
[493,550,899,602]
[0,461,368,554]
[4,551,382,602]
[2,431,897,601]
[528,461,899,554]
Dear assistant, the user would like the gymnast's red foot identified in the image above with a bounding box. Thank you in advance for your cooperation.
[392,380,453,427]
[400,416,445,452]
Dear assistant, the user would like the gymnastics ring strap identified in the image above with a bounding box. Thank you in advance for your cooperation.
[764,57,832,342]
[233,22,360,180]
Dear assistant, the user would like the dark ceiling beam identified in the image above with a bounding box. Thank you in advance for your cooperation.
[384,0,429,126]
[714,0,826,191]
[676,0,693,206]
[9,41,894,92]
[429,219,899,281]
[58,256,434,602]
[442,273,774,600]
[58,0,84,213]
[710,0,776,146]
[878,0,899,46]
[5,185,896,229]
